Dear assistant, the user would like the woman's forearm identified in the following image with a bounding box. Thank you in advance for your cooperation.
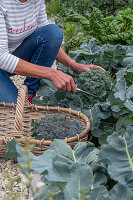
[56,47,106,73]
[56,47,77,68]
[14,48,75,79]
[13,58,77,93]
[14,59,55,80]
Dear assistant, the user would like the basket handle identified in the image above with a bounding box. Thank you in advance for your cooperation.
[14,85,28,131]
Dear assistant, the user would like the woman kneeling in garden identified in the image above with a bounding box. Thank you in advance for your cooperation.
[0,0,104,103]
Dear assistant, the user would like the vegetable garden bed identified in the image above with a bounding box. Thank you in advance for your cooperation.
[2,0,133,199]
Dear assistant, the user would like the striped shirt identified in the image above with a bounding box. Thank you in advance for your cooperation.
[0,0,49,73]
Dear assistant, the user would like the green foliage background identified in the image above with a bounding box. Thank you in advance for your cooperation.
[46,0,133,52]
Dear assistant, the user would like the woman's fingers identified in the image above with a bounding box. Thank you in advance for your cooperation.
[62,77,77,93]
[51,70,77,93]
[86,64,106,72]
[73,63,106,73]
[70,77,77,94]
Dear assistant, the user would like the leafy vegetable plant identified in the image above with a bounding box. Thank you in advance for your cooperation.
[46,1,133,51]
[78,69,113,100]
[6,136,133,199]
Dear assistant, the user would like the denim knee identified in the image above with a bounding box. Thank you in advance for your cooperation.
[46,24,63,43]
[38,24,63,49]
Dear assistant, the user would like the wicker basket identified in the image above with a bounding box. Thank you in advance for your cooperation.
[0,85,90,157]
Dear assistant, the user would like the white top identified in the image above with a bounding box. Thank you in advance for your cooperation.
[0,0,49,73]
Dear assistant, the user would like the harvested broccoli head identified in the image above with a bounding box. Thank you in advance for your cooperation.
[77,69,113,101]
[31,114,83,141]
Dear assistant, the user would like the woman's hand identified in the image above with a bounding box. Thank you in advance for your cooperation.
[70,61,106,73]
[49,69,77,94]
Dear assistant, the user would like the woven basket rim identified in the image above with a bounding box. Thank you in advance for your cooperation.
[0,102,16,107]
[12,104,90,146]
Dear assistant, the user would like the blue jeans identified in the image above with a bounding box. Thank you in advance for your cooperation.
[0,24,63,103]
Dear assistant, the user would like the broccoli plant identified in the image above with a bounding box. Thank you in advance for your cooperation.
[77,69,113,101]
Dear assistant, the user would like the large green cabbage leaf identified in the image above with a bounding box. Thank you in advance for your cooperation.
[99,127,133,191]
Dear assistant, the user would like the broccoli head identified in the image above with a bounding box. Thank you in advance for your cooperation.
[77,69,113,101]
[31,114,83,141]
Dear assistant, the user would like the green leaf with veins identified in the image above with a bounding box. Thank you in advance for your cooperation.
[109,183,133,200]
[99,127,133,191]
[5,139,18,159]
